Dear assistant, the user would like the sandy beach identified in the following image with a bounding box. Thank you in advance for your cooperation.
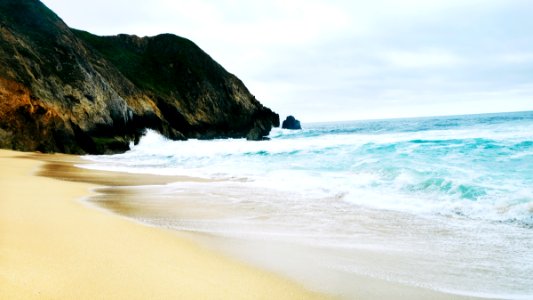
[0,150,324,299]
[0,149,489,299]
[1,1,531,298]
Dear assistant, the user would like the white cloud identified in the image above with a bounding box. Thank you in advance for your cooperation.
[41,0,533,121]
[499,53,533,64]
[380,49,464,69]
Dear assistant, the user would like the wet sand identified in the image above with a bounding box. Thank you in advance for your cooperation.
[0,149,486,299]
[0,150,324,299]
[85,181,486,300]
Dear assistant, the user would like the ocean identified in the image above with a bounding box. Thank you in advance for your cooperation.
[82,111,533,299]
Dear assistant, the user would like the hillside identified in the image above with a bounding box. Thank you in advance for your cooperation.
[0,0,278,154]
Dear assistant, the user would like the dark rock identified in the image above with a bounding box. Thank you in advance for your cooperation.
[281,115,302,130]
[246,119,271,141]
[0,0,279,154]
[246,126,264,141]
[246,107,279,140]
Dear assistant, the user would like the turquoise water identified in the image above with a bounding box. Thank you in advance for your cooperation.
[84,111,533,298]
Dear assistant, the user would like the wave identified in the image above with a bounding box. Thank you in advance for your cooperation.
[82,112,533,226]
[81,112,533,297]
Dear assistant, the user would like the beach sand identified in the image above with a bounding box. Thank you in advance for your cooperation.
[0,150,324,299]
[0,149,483,299]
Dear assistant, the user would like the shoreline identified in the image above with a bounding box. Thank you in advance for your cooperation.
[0,150,324,299]
[84,183,489,300]
[1,149,490,299]
[65,155,488,299]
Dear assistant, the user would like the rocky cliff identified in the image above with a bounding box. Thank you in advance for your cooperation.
[0,0,279,154]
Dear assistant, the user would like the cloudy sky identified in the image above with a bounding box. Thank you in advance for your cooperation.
[42,0,533,122]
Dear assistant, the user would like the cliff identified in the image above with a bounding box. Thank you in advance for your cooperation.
[0,0,279,154]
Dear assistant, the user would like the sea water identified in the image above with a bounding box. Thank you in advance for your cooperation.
[82,111,533,299]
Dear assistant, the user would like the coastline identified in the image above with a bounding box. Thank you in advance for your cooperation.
[0,149,490,299]
[0,150,324,299]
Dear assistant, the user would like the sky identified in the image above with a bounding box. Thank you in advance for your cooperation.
[41,0,533,122]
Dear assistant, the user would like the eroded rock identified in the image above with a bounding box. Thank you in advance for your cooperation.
[0,0,279,154]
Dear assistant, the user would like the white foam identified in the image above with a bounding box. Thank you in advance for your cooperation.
[80,121,533,226]
[78,117,533,297]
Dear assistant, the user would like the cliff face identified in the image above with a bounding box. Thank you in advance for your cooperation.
[0,0,279,154]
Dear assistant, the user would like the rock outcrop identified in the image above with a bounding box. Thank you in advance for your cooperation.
[0,0,279,154]
[281,116,301,130]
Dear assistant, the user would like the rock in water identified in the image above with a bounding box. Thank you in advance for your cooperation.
[0,0,279,154]
[281,116,302,130]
